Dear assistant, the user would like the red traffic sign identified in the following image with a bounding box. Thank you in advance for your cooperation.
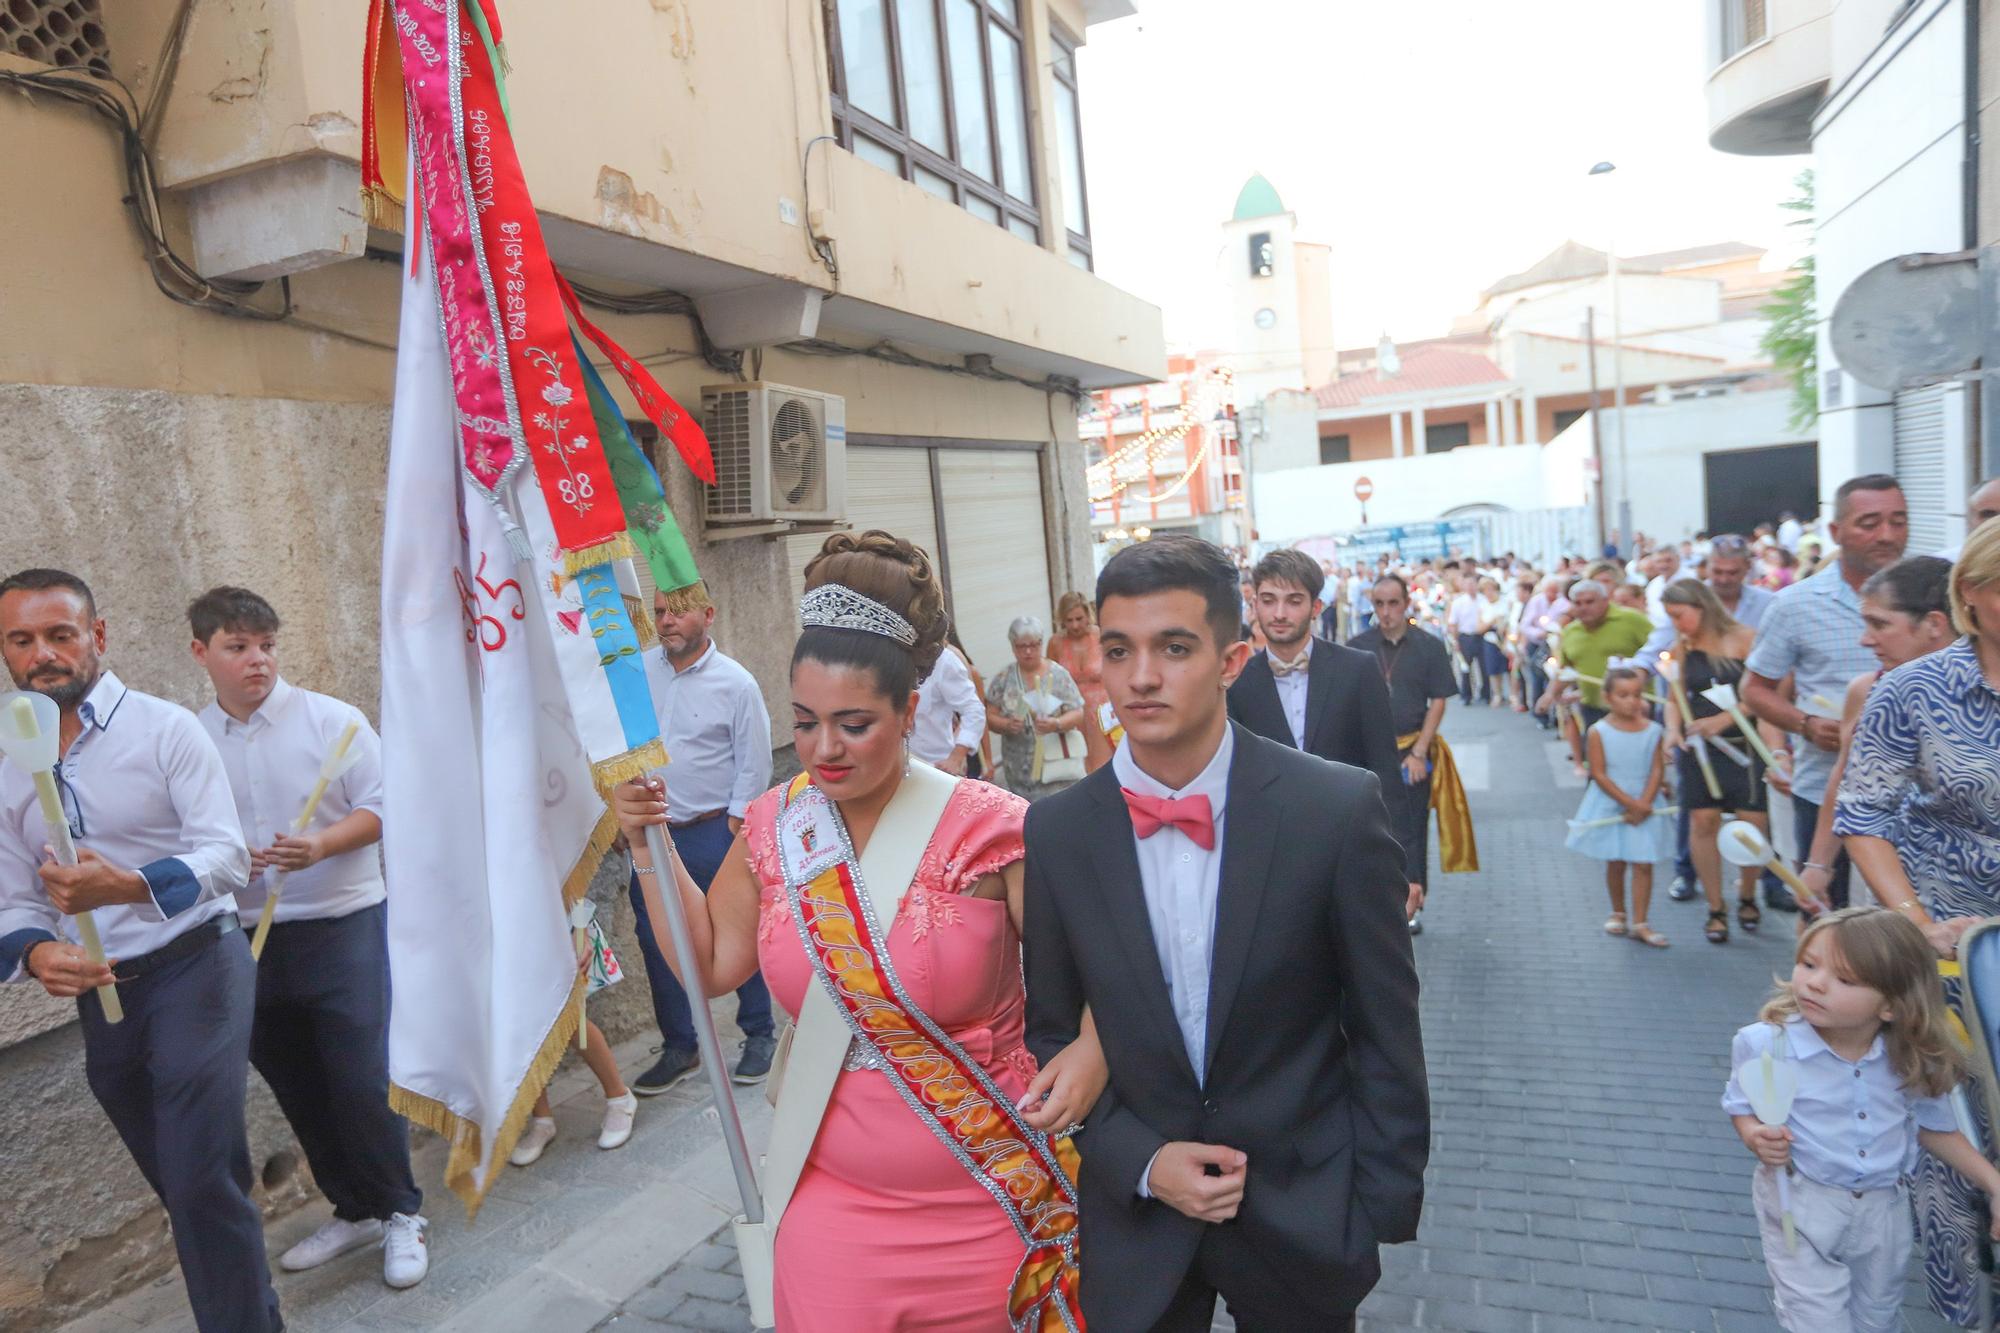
[1353,476,1375,502]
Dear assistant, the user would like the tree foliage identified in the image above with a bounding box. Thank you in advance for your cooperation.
[1760,170,1817,432]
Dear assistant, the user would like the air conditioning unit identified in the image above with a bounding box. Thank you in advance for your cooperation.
[701,382,847,526]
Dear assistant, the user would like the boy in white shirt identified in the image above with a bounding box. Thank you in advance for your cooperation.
[188,587,428,1290]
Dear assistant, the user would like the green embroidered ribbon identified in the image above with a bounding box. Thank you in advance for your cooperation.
[575,338,704,607]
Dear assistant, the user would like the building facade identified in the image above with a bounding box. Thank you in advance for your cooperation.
[0,1,1162,1323]
[1703,0,1988,550]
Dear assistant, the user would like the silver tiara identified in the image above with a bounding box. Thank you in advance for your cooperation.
[799,585,918,646]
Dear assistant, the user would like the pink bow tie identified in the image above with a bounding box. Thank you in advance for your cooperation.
[1121,788,1216,851]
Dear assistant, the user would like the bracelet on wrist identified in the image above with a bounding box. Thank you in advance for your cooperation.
[1802,861,1831,873]
[634,863,658,876]
[1896,900,1922,914]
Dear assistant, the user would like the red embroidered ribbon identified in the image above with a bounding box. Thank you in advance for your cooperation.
[555,273,716,485]
[390,0,629,562]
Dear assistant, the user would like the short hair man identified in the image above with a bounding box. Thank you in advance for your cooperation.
[1743,475,1909,910]
[1349,575,1462,935]
[1538,580,1654,728]
[1025,535,1425,1332]
[1938,477,2000,560]
[0,570,279,1331]
[625,585,776,1095]
[187,586,429,1288]
[1229,549,1400,804]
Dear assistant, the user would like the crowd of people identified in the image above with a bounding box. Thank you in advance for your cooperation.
[1286,471,2000,1331]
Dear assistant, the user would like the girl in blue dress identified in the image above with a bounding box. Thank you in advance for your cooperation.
[1566,666,1674,947]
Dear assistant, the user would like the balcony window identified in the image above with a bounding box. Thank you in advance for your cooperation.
[1425,422,1471,454]
[1052,27,1092,270]
[1319,434,1351,466]
[830,0,1043,244]
[1716,0,1767,63]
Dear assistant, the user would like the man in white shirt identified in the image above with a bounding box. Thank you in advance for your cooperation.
[910,640,983,774]
[0,569,279,1333]
[188,587,428,1289]
[1777,511,1804,552]
[1937,477,2000,560]
[631,584,775,1094]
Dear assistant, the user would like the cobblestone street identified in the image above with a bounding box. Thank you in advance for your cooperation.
[64,704,1964,1333]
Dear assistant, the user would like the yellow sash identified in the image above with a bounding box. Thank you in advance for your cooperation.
[1397,732,1479,873]
[777,775,1085,1330]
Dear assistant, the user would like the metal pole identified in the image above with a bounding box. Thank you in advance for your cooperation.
[1609,247,1631,544]
[1585,307,1608,554]
[641,781,764,1225]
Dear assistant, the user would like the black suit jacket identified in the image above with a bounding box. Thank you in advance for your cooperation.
[1227,641,1401,797]
[1023,726,1428,1329]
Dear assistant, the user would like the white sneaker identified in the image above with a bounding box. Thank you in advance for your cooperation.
[280,1216,383,1272]
[381,1212,429,1289]
[510,1116,557,1167]
[599,1092,638,1150]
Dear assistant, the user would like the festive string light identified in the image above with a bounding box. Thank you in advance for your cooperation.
[1087,368,1235,505]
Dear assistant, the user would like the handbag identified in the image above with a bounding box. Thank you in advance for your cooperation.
[735,759,958,1326]
[1035,727,1087,785]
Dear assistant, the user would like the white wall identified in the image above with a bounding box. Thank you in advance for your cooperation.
[1255,442,1560,543]
[1810,0,1966,511]
[1219,212,1306,400]
[1497,273,1723,345]
[1616,388,1819,540]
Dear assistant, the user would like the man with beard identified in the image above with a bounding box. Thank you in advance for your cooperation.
[1227,548,1399,802]
[613,583,774,1101]
[1348,574,1464,935]
[1744,475,1910,911]
[0,569,278,1332]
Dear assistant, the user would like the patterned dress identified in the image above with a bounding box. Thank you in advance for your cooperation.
[984,660,1086,801]
[1836,638,2000,1325]
[746,779,1038,1331]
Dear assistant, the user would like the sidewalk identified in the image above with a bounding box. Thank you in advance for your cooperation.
[62,704,1962,1332]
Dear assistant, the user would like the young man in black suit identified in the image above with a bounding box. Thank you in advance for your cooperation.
[1023,536,1428,1332]
[1227,549,1401,802]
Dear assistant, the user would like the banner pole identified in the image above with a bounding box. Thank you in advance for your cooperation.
[641,776,764,1225]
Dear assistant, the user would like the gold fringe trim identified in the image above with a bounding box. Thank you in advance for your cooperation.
[590,739,669,800]
[389,966,587,1219]
[560,533,638,576]
[361,185,405,234]
[626,596,658,649]
[655,581,712,616]
[561,806,622,909]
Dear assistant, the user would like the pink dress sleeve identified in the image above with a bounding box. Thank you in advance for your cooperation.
[743,786,786,892]
[916,781,1028,897]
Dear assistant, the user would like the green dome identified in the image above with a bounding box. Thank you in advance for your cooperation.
[1231,173,1285,221]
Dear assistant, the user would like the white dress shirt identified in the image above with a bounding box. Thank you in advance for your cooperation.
[1446,594,1481,635]
[1116,725,1234,1197]
[199,677,385,924]
[641,640,773,819]
[1722,1016,1956,1192]
[1,672,247,980]
[911,647,985,765]
[1266,638,1311,748]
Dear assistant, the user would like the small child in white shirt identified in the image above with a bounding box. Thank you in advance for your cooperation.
[1723,907,2000,1332]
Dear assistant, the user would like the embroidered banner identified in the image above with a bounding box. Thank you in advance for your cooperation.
[777,775,1085,1333]
[389,0,631,567]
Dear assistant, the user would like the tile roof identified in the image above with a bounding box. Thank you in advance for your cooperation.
[1314,345,1510,409]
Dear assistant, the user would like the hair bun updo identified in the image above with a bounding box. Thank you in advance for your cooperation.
[796,530,949,699]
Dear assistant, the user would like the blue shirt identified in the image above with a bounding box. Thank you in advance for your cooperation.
[640,641,772,820]
[1745,564,1876,803]
[1721,1016,1957,1192]
[0,672,248,980]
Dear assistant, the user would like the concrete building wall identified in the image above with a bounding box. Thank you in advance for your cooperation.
[1811,0,1966,510]
[1617,389,1820,541]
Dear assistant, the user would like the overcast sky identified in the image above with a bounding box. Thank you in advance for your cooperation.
[1075,0,1809,352]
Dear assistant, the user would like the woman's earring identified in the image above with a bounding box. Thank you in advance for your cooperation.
[902,733,912,776]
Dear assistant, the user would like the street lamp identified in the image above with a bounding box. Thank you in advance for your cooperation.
[1587,161,1630,549]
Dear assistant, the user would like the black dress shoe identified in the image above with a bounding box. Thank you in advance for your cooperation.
[733,1035,778,1085]
[632,1047,699,1097]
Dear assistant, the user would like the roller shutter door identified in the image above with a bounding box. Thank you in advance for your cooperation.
[936,449,1052,679]
[788,446,941,599]
[1893,386,1947,555]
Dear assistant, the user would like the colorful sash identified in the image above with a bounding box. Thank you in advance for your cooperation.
[776,774,1084,1332]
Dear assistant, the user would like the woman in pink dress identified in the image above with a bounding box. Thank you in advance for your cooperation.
[1050,591,1111,774]
[618,531,1104,1332]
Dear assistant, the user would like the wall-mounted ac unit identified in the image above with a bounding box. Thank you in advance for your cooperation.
[701,382,847,526]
